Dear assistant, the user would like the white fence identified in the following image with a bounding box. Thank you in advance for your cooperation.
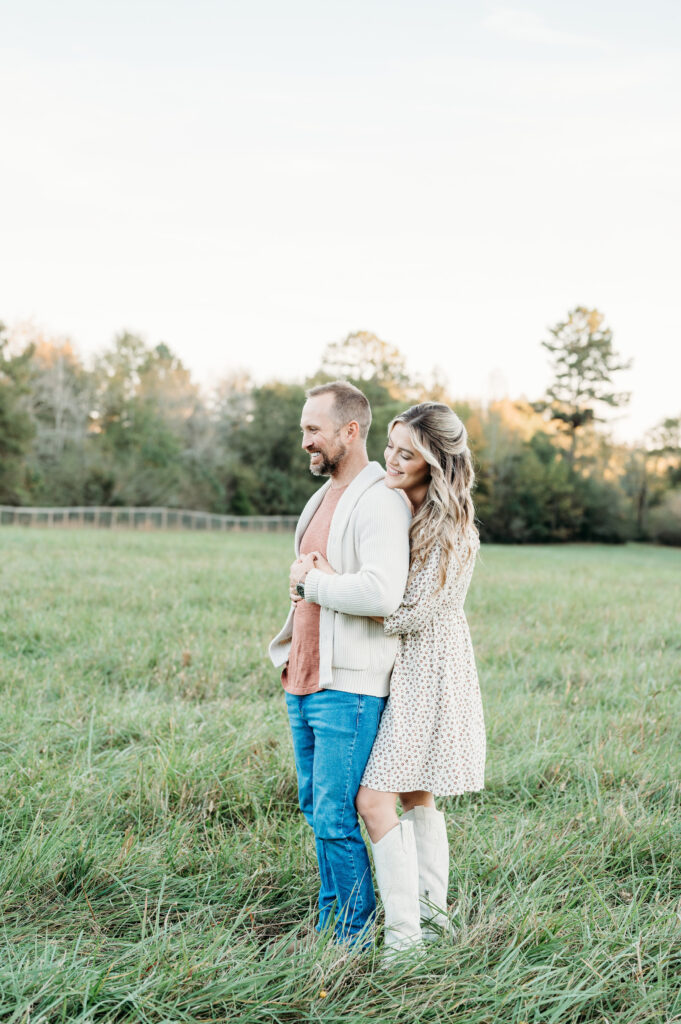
[0,506,298,532]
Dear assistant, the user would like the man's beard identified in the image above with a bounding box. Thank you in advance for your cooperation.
[309,442,347,477]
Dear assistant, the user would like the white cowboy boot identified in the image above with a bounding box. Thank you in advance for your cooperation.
[370,819,422,955]
[402,806,450,941]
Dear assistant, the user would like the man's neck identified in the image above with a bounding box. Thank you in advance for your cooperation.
[329,451,370,489]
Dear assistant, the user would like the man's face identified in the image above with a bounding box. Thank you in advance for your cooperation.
[300,394,348,477]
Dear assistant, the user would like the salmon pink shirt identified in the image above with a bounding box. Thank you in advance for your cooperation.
[281,484,348,695]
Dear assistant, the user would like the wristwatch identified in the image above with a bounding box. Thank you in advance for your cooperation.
[296,581,306,599]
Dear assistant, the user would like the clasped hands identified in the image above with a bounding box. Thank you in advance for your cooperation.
[289,551,335,602]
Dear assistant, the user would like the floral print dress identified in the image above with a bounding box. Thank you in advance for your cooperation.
[361,531,485,797]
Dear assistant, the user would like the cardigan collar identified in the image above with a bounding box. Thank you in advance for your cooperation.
[295,462,385,560]
[327,462,385,567]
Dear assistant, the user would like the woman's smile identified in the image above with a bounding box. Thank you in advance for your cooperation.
[383,422,430,506]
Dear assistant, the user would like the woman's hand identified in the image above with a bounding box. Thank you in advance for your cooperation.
[309,551,336,576]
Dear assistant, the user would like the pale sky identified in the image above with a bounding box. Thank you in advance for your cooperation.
[1,0,680,442]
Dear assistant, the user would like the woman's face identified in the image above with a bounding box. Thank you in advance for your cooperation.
[384,422,430,494]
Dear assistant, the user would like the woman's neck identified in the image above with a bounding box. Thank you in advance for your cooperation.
[405,483,429,512]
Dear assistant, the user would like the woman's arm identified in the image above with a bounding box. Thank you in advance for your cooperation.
[383,583,448,635]
[383,545,450,636]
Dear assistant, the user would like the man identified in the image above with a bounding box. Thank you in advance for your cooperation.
[269,380,411,945]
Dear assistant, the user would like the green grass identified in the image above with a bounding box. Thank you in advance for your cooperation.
[0,528,679,1023]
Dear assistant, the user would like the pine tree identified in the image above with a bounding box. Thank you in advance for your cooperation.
[539,307,631,461]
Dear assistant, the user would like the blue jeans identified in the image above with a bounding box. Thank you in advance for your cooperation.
[285,689,386,944]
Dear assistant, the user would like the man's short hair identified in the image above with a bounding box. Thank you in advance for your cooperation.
[305,380,372,440]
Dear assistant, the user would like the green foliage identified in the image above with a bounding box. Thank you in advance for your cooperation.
[475,431,581,543]
[649,489,681,545]
[365,397,408,462]
[0,531,679,1022]
[0,323,35,503]
[538,307,632,459]
[647,415,681,454]
[26,340,98,505]
[647,415,681,490]
[224,462,260,515]
[2,317,678,543]
[316,330,412,396]
[91,334,185,503]
[571,473,633,544]
[226,382,318,514]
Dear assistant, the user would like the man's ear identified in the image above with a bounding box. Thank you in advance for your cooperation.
[344,420,361,442]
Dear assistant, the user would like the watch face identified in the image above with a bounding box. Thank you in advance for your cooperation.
[296,582,305,597]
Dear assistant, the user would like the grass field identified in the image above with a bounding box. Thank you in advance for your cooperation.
[0,528,679,1024]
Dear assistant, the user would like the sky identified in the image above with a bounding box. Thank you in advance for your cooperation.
[1,0,680,442]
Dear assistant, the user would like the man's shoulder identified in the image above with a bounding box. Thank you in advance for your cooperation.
[356,476,411,521]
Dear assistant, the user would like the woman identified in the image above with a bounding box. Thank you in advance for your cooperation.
[313,402,485,954]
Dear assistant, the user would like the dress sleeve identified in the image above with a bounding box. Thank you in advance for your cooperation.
[383,535,477,636]
[383,544,447,636]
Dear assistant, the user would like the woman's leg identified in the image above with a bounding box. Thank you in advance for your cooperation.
[399,791,450,940]
[355,785,399,843]
[356,786,421,954]
[399,790,435,813]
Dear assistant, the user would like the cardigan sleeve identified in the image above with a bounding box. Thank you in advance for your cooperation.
[304,492,410,617]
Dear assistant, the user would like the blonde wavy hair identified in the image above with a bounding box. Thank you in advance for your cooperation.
[390,402,478,586]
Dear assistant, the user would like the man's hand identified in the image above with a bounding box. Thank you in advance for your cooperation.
[289,553,317,602]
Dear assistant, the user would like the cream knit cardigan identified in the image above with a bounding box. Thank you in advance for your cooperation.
[269,462,411,697]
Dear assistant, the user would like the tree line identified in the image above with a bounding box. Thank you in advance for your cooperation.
[1,314,679,544]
